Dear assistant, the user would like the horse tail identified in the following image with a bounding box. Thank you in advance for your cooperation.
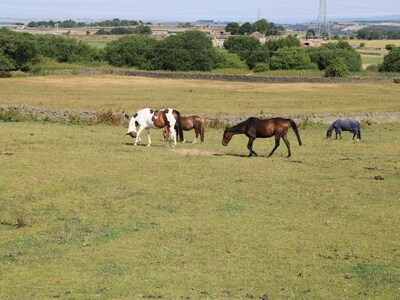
[200,118,205,143]
[289,119,302,146]
[175,110,184,142]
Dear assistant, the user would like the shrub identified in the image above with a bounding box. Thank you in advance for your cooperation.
[36,35,98,63]
[379,48,400,72]
[270,47,317,70]
[253,62,270,72]
[0,28,38,71]
[324,58,350,77]
[152,31,217,71]
[214,49,247,69]
[104,35,157,69]
[307,42,362,72]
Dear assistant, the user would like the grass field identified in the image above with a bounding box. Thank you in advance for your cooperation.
[1,120,399,299]
[1,75,400,115]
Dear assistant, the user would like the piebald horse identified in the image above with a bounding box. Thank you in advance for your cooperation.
[162,115,206,144]
[126,108,184,147]
[326,119,361,141]
[222,117,302,157]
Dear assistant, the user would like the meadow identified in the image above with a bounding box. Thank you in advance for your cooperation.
[0,75,400,299]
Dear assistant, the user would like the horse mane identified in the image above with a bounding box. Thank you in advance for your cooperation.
[227,118,251,133]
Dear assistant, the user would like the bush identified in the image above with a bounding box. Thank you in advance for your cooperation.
[104,35,157,69]
[324,58,350,77]
[307,42,362,72]
[214,49,247,69]
[36,35,98,63]
[253,63,270,72]
[152,31,217,71]
[224,35,261,62]
[379,48,400,72]
[270,47,317,70]
[0,28,38,71]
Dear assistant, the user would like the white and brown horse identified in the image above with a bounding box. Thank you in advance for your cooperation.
[126,108,184,147]
[163,115,205,144]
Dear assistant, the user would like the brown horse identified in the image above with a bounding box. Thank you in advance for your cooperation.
[222,117,302,157]
[163,115,205,143]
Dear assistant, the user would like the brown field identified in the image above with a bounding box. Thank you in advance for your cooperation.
[1,75,399,115]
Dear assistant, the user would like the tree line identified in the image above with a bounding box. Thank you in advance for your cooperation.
[357,27,400,40]
[1,28,399,76]
[27,18,151,28]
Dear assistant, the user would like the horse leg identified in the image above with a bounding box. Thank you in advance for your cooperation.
[357,130,361,141]
[134,126,146,146]
[193,127,199,144]
[282,134,291,158]
[247,137,258,157]
[268,135,281,157]
[146,128,151,146]
[352,132,356,140]
[169,127,177,147]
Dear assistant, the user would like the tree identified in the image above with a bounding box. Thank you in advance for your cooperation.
[37,35,98,63]
[104,35,157,69]
[306,29,316,40]
[307,42,361,72]
[379,48,400,72]
[239,22,253,35]
[152,31,217,71]
[225,22,240,35]
[224,35,261,62]
[252,19,270,35]
[133,25,152,35]
[0,28,38,71]
[325,57,350,77]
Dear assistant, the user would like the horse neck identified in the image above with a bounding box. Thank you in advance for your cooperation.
[128,116,137,132]
[228,120,247,135]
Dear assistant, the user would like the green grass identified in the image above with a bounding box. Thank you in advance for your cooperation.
[1,121,399,299]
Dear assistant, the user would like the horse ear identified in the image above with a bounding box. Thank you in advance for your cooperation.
[124,114,130,120]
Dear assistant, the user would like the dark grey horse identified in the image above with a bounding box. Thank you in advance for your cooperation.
[326,119,361,141]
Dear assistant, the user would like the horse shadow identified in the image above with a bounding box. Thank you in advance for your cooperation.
[124,143,166,148]
[213,153,269,158]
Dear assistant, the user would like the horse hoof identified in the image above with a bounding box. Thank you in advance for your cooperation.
[147,144,151,147]
[134,143,137,146]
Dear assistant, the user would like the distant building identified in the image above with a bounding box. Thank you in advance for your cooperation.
[250,32,266,44]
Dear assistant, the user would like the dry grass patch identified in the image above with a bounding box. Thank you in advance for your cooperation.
[1,75,400,115]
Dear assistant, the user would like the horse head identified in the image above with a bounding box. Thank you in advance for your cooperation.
[326,129,333,139]
[222,127,233,146]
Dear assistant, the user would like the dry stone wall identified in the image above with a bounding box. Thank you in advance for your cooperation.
[1,104,399,126]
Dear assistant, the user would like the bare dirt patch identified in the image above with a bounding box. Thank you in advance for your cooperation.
[173,148,222,156]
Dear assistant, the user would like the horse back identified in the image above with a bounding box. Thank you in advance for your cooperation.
[248,117,290,138]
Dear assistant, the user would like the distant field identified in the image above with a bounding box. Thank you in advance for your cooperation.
[1,121,399,299]
[1,75,400,115]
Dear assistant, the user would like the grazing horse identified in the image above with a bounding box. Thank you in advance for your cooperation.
[162,115,206,143]
[126,108,184,147]
[222,117,302,157]
[326,119,361,141]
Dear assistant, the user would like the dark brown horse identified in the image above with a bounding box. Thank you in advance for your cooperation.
[163,115,205,143]
[222,117,302,157]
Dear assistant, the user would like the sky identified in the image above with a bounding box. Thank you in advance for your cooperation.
[1,0,399,24]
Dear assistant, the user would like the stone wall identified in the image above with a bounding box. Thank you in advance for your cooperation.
[55,69,395,84]
[2,104,399,126]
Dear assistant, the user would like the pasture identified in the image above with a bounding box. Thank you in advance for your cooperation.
[1,75,400,298]
[1,121,399,299]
